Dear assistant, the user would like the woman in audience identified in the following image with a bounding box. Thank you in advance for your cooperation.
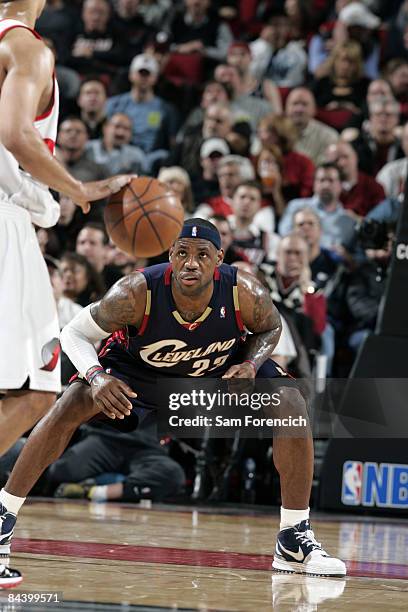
[60,252,105,307]
[312,40,370,114]
[256,114,315,203]
[158,166,195,218]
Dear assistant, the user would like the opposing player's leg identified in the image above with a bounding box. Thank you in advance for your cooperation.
[257,360,346,576]
[0,382,100,588]
[0,391,55,456]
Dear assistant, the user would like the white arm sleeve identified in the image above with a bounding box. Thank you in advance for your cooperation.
[60,305,111,378]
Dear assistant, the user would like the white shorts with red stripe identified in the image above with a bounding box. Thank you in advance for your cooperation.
[0,200,61,393]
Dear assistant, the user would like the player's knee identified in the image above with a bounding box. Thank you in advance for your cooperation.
[265,386,309,421]
[51,383,94,426]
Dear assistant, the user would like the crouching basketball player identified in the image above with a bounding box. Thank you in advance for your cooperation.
[0,220,346,586]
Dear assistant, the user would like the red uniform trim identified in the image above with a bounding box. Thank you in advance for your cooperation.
[0,23,55,122]
[164,264,172,285]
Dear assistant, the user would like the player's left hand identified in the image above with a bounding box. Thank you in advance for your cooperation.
[222,362,256,379]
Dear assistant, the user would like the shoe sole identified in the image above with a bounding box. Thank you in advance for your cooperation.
[0,575,23,589]
[272,557,346,577]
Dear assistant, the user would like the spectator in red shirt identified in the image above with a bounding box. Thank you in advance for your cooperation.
[257,114,315,202]
[325,140,385,218]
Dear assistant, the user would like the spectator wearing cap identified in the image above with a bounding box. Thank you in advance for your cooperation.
[167,0,233,63]
[214,63,272,130]
[191,138,230,203]
[345,97,403,175]
[226,41,282,114]
[85,113,146,175]
[195,155,255,219]
[377,122,408,202]
[279,163,356,252]
[309,1,380,81]
[250,11,307,87]
[285,88,338,166]
[67,0,128,77]
[76,78,108,140]
[106,53,179,159]
[170,102,233,177]
[325,140,385,218]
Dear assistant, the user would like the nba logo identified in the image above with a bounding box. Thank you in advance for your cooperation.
[342,461,363,505]
[192,226,197,237]
[220,306,226,318]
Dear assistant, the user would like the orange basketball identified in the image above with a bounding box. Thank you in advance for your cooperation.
[104,177,185,257]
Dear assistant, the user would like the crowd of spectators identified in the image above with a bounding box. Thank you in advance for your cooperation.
[6,0,406,504]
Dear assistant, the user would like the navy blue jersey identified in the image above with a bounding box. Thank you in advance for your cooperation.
[99,263,246,378]
[71,262,292,431]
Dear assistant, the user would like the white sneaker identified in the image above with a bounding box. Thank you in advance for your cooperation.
[272,520,347,577]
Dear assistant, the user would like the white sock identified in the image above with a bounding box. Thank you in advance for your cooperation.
[0,488,25,515]
[280,506,310,530]
[88,485,108,502]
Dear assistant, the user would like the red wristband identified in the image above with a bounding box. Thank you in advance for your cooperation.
[244,360,257,374]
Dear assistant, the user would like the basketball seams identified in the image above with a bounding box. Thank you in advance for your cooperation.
[105,177,184,257]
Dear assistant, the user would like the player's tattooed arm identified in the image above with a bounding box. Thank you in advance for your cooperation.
[90,272,147,332]
[232,270,282,375]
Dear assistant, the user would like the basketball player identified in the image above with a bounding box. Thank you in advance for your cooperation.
[0,2,132,458]
[0,219,346,586]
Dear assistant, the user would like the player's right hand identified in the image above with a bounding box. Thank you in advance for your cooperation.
[90,372,137,420]
[73,175,136,213]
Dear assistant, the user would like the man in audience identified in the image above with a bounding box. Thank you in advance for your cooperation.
[168,0,233,63]
[196,154,255,218]
[76,223,123,289]
[347,97,402,175]
[57,117,108,184]
[279,164,356,251]
[230,181,280,265]
[214,63,272,129]
[107,53,179,157]
[172,103,234,177]
[325,140,386,217]
[286,88,338,165]
[77,77,108,140]
[250,10,307,87]
[377,121,408,201]
[67,0,127,77]
[86,113,145,175]
[293,207,342,292]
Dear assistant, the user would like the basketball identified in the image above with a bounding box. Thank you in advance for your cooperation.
[104,176,185,257]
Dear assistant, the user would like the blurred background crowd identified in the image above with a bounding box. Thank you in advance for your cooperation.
[3,0,407,507]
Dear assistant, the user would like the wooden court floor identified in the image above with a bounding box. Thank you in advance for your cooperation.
[0,499,407,611]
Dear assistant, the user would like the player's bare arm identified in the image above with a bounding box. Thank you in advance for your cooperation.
[223,270,282,379]
[0,29,131,211]
[60,273,147,420]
